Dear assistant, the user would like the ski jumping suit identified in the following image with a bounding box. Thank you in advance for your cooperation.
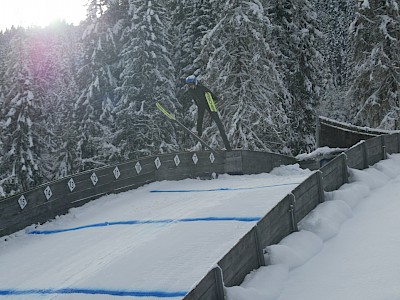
[187,83,232,151]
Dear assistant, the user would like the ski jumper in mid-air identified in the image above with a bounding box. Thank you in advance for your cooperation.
[185,75,232,151]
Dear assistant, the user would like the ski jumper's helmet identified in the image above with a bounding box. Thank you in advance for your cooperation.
[185,75,197,85]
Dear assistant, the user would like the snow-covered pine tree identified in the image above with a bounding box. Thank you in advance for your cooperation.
[40,22,83,178]
[76,0,125,170]
[0,29,46,193]
[114,0,178,159]
[202,0,292,153]
[348,0,400,129]
[0,32,6,107]
[169,0,220,150]
[312,0,355,122]
[313,0,355,87]
[0,29,9,116]
[170,0,219,84]
[0,30,7,193]
[269,0,325,154]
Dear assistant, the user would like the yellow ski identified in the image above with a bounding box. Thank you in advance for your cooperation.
[156,102,218,155]
[205,92,217,112]
[156,102,175,120]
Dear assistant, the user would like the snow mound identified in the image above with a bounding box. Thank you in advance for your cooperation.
[374,155,400,178]
[325,181,370,208]
[388,153,400,162]
[298,200,353,241]
[225,265,289,300]
[265,230,323,270]
[270,163,312,177]
[349,167,390,190]
[295,146,346,161]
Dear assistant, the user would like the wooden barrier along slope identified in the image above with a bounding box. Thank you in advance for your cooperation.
[0,151,296,238]
[317,116,397,148]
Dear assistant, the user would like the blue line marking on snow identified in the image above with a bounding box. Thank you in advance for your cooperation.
[28,216,261,235]
[150,182,301,193]
[0,288,187,298]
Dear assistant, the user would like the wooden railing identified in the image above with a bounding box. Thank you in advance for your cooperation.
[316,116,396,148]
[0,150,296,237]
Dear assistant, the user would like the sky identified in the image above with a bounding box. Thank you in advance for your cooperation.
[0,0,87,31]
[1,153,400,299]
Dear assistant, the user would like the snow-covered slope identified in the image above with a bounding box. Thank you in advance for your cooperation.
[0,165,312,299]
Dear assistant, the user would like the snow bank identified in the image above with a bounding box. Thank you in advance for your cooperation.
[265,230,323,269]
[325,181,370,208]
[374,154,400,178]
[225,231,322,300]
[298,200,353,241]
[225,265,289,300]
[349,167,390,190]
[270,163,312,177]
[295,147,346,161]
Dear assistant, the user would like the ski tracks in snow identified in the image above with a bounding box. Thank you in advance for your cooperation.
[0,170,312,299]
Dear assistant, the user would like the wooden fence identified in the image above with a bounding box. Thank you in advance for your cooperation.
[183,132,400,300]
[0,151,296,238]
[317,116,394,148]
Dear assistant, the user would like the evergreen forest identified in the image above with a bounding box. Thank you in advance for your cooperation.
[0,0,399,197]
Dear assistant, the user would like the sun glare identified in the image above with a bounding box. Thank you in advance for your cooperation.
[0,0,87,30]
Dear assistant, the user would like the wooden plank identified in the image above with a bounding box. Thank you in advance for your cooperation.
[0,157,159,237]
[291,174,315,198]
[155,152,225,181]
[187,151,224,178]
[0,150,228,237]
[182,268,222,300]
[24,186,48,209]
[292,173,320,222]
[224,151,243,174]
[320,154,347,192]
[219,227,261,287]
[0,194,28,218]
[345,144,365,170]
[319,122,374,148]
[294,184,320,222]
[383,134,399,154]
[241,151,296,174]
[318,117,385,135]
[365,136,384,166]
[257,195,293,248]
[318,117,380,148]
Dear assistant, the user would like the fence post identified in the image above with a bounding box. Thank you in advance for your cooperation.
[398,133,400,153]
[214,266,225,300]
[316,171,325,203]
[288,193,298,232]
[362,141,369,169]
[381,135,387,160]
[316,117,321,148]
[254,226,266,267]
[340,153,349,184]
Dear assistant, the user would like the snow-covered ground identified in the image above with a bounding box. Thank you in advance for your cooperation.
[227,153,400,300]
[0,164,312,299]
